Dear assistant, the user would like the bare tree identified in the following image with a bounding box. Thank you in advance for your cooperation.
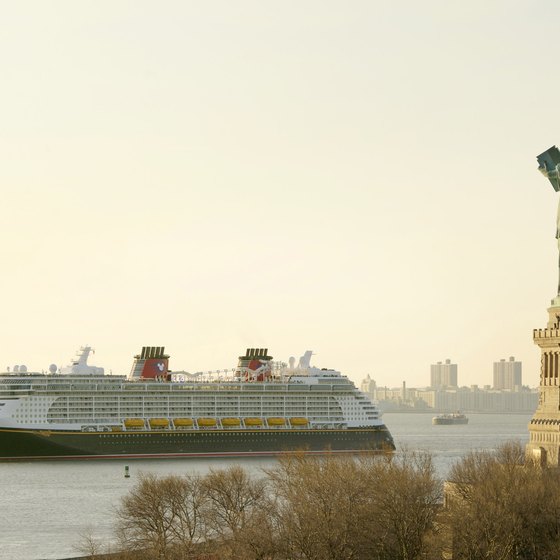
[266,451,441,560]
[445,441,560,560]
[267,452,366,560]
[356,450,442,560]
[116,472,208,560]
[74,528,104,560]
[202,464,274,559]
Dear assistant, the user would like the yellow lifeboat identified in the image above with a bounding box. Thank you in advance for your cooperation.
[267,417,286,426]
[244,417,263,427]
[173,418,194,428]
[124,418,145,429]
[221,417,241,427]
[290,417,309,426]
[149,418,169,429]
[197,417,217,428]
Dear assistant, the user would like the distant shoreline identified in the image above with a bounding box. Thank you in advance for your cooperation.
[382,410,533,415]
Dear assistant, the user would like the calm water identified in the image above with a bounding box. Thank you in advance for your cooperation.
[0,413,531,560]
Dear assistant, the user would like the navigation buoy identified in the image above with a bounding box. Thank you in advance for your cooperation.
[124,465,130,478]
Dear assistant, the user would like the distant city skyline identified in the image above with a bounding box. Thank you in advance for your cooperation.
[360,369,537,414]
[364,355,529,390]
[1,2,559,388]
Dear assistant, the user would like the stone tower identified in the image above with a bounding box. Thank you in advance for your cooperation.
[527,306,560,465]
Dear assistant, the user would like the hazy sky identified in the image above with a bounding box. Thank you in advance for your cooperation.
[2,1,559,388]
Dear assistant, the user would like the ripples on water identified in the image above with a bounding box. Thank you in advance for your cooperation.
[0,413,531,560]
[387,412,531,478]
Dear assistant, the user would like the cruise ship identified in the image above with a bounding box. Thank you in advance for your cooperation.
[0,346,395,460]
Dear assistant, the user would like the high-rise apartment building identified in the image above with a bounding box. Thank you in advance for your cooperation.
[493,356,522,390]
[430,359,458,388]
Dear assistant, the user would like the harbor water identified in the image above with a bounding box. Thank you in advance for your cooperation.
[0,412,531,560]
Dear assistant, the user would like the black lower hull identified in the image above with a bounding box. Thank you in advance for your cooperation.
[0,426,395,460]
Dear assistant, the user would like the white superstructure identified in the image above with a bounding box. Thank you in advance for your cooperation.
[60,346,104,376]
[0,347,384,433]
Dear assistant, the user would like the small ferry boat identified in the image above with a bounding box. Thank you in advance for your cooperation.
[432,412,468,425]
